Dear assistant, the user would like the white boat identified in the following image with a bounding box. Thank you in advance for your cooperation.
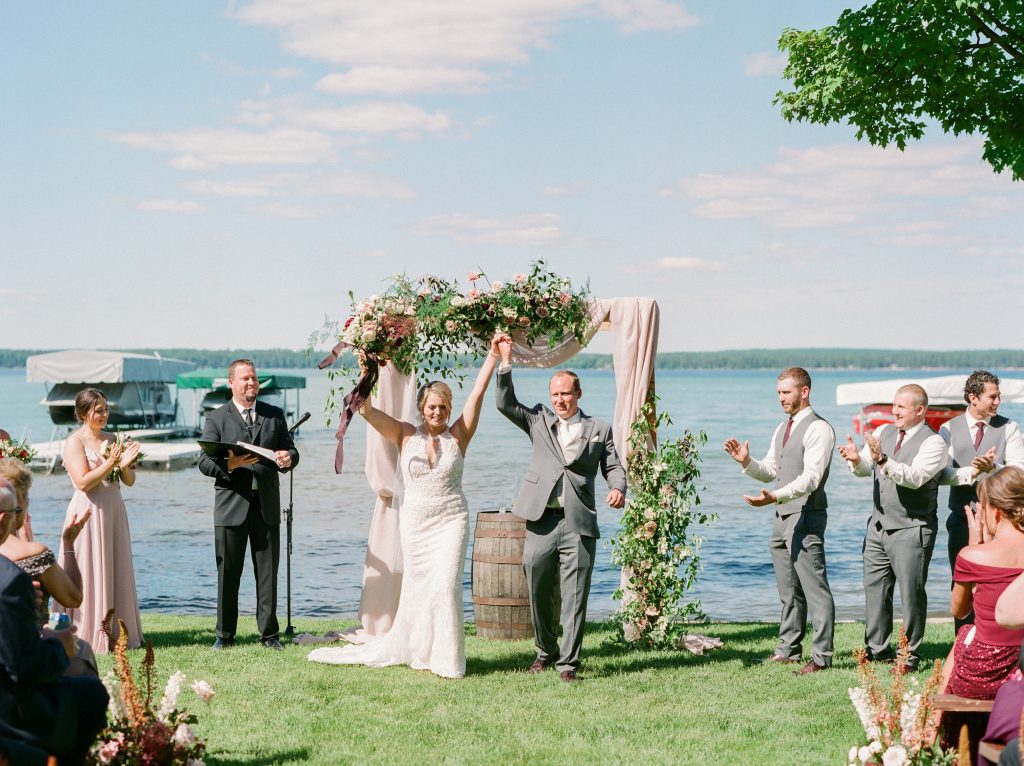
[26,350,195,428]
[835,374,1024,434]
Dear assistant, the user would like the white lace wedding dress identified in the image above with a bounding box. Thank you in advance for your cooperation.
[309,427,470,678]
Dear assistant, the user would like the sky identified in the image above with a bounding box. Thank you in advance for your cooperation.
[2,1,1022,354]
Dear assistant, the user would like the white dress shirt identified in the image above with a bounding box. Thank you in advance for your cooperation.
[743,407,835,505]
[848,421,947,488]
[939,412,1024,486]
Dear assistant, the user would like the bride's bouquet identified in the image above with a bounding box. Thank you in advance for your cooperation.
[0,437,36,464]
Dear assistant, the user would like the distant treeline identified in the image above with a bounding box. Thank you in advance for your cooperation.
[3,348,1024,371]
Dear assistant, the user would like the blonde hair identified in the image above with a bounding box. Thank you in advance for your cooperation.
[0,457,32,507]
[416,381,453,420]
[977,465,1024,533]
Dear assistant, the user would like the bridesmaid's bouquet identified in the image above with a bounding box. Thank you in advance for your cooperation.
[90,617,213,766]
[100,434,144,482]
[0,437,36,464]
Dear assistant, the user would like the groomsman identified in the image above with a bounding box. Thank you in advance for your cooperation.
[724,367,836,675]
[839,383,947,671]
[940,370,1024,632]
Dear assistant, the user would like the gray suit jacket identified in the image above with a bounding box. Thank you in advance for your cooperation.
[496,368,626,538]
[198,399,299,527]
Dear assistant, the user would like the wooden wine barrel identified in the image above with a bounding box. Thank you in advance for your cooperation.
[471,511,533,640]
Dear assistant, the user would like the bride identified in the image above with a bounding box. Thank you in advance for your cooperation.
[309,333,504,678]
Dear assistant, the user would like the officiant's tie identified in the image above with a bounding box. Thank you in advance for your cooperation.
[243,408,254,433]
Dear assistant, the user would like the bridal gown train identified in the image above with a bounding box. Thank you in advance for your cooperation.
[309,427,469,678]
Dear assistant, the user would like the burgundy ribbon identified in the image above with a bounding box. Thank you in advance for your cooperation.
[318,342,379,474]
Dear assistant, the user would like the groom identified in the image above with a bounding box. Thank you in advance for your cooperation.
[496,338,626,682]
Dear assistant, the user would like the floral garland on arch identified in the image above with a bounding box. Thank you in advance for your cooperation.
[313,261,591,472]
[0,438,36,464]
[609,399,715,649]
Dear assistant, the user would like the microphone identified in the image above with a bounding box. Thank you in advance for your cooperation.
[289,411,311,434]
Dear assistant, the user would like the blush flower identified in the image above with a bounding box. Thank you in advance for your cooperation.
[190,679,215,703]
[468,271,481,281]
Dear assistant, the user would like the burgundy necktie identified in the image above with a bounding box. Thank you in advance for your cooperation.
[894,430,906,454]
[782,417,794,447]
[974,422,985,450]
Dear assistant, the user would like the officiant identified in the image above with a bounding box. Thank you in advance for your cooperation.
[198,359,299,651]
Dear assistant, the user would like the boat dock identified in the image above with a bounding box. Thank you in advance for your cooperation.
[30,426,203,473]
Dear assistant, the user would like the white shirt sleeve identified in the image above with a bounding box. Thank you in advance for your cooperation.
[880,432,949,489]
[772,420,835,505]
[999,420,1024,470]
[742,423,784,484]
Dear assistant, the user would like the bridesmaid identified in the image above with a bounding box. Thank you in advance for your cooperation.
[58,388,144,652]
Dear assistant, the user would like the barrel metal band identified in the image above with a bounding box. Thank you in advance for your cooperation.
[475,620,533,631]
[474,529,526,538]
[472,554,523,564]
[472,596,530,606]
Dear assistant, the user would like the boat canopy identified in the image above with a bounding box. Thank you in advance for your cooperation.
[836,375,1024,406]
[175,369,307,391]
[26,350,195,383]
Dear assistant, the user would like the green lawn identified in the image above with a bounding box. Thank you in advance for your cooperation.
[100,616,956,765]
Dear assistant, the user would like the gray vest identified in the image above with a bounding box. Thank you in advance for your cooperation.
[871,425,941,530]
[946,414,1009,515]
[773,411,832,516]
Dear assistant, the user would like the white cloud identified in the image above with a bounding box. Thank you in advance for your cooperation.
[316,66,489,95]
[306,171,416,200]
[672,141,1019,231]
[743,51,786,77]
[543,182,590,197]
[596,0,698,32]
[136,199,205,214]
[183,175,300,197]
[253,202,326,219]
[283,102,452,135]
[413,212,566,245]
[627,256,726,272]
[113,128,340,169]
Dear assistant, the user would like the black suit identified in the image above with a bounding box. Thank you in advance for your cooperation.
[0,555,108,764]
[198,400,299,642]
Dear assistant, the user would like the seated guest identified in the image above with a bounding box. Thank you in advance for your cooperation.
[0,458,96,676]
[941,466,1024,699]
[996,572,1024,630]
[981,645,1024,766]
[0,478,108,765]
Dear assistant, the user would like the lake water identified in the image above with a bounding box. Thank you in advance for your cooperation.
[3,365,1016,625]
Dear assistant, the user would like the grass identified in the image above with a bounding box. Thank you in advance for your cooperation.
[99,616,957,765]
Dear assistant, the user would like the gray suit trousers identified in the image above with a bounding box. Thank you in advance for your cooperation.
[523,513,595,673]
[863,520,936,665]
[768,510,835,666]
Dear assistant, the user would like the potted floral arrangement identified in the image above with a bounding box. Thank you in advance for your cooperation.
[0,437,36,464]
[90,617,214,765]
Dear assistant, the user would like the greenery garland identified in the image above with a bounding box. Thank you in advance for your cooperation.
[610,398,714,648]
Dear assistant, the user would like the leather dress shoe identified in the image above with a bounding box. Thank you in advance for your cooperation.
[795,661,827,675]
[560,670,578,683]
[261,638,283,651]
[763,654,800,664]
[528,659,552,674]
[212,638,235,650]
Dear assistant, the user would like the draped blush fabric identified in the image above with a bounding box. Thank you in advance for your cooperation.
[344,298,659,639]
[338,364,416,643]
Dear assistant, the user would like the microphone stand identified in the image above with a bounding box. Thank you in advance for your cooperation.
[283,411,310,639]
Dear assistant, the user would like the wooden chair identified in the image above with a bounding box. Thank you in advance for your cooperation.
[934,694,996,765]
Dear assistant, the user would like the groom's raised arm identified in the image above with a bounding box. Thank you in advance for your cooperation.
[495,367,535,434]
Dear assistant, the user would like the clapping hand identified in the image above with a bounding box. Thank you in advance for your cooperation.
[743,488,777,507]
[119,438,142,469]
[723,438,750,467]
[965,501,989,545]
[61,508,91,548]
[837,434,861,464]
[105,440,123,468]
[971,446,997,478]
[864,433,884,464]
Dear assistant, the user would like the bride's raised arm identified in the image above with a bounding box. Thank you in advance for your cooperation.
[359,394,416,448]
[451,333,504,453]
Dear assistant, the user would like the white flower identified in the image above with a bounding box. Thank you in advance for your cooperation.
[848,747,858,762]
[157,671,186,721]
[491,281,503,290]
[502,307,517,319]
[869,741,882,754]
[191,679,215,702]
[101,672,126,720]
[186,760,206,766]
[362,330,377,343]
[514,272,527,283]
[881,745,908,766]
[174,723,196,746]
[858,746,873,763]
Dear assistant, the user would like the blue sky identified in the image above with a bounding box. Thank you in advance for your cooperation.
[3,1,1021,353]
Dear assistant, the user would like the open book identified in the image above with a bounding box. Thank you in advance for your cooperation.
[197,440,280,467]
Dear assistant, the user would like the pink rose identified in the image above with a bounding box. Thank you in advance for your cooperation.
[536,306,549,318]
[517,316,530,327]
[445,320,457,332]
[97,739,120,764]
[514,273,527,283]
[559,292,571,305]
[468,289,479,300]
[468,271,480,281]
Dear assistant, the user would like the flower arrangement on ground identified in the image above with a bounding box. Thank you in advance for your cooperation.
[846,630,955,766]
[90,617,213,766]
[0,438,36,464]
[609,398,714,648]
[100,435,144,483]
